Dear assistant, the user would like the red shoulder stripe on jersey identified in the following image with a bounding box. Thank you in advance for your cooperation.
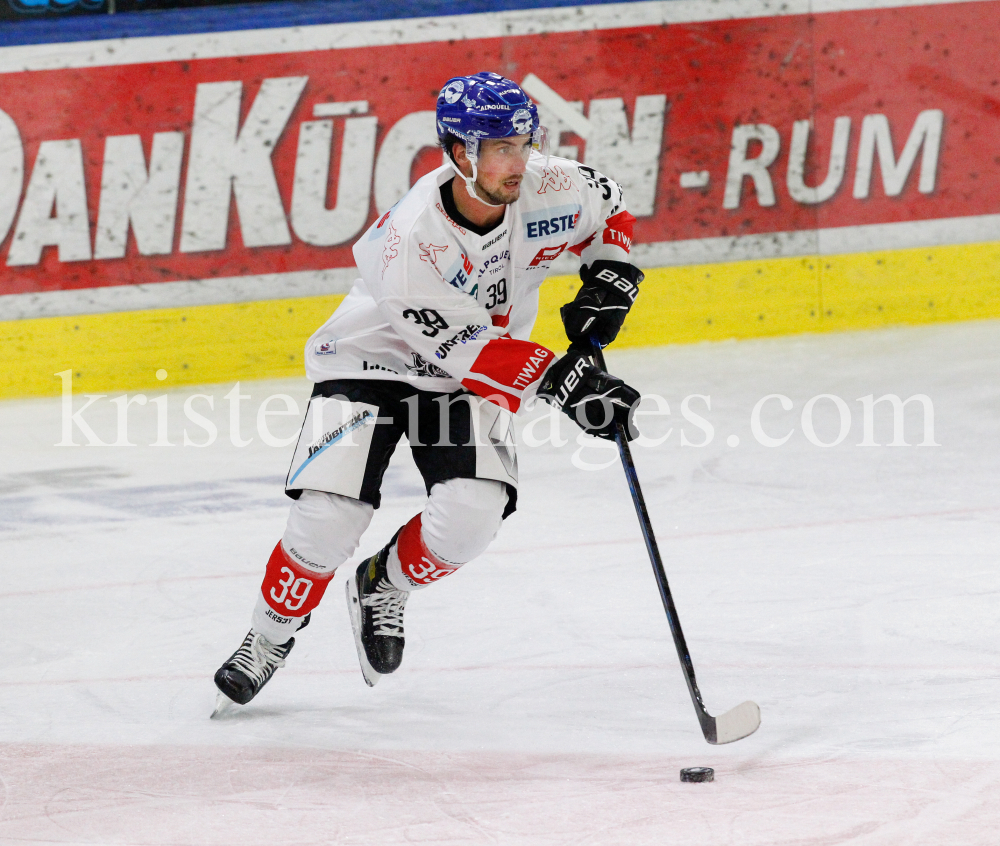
[602,209,635,252]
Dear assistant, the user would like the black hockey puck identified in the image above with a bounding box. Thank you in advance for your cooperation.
[680,767,714,783]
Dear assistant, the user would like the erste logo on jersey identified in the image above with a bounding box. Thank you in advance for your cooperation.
[440,251,476,294]
[522,204,581,240]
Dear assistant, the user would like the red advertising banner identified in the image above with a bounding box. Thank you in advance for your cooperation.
[0,0,996,301]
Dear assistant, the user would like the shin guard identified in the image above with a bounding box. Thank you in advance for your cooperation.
[390,514,461,589]
[259,541,334,627]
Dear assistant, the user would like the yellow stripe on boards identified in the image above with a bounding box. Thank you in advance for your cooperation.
[818,241,1000,329]
[3,239,1000,399]
[532,240,1000,350]
[0,294,344,399]
[531,255,821,350]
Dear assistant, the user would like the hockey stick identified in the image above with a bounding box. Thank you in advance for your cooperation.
[590,336,761,744]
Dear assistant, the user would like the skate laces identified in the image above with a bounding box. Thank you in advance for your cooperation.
[362,577,408,637]
[229,632,287,683]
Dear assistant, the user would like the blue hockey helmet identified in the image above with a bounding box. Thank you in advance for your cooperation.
[436,72,547,160]
[436,72,548,204]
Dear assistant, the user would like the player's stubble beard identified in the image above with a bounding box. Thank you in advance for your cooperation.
[476,173,522,206]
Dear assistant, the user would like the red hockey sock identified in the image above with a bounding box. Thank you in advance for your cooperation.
[394,513,461,587]
[260,541,334,618]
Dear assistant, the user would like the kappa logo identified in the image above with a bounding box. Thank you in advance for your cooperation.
[419,243,449,265]
[538,165,573,194]
[528,242,568,267]
[381,224,400,279]
[435,202,467,235]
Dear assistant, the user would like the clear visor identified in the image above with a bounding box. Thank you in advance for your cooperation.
[532,125,550,162]
[474,127,550,167]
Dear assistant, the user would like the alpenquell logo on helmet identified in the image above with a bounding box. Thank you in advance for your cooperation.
[435,71,549,204]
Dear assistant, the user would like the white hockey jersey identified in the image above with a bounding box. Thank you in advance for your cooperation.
[304,153,636,412]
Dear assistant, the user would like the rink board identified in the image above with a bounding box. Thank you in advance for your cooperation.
[2,0,1000,396]
[8,238,1000,397]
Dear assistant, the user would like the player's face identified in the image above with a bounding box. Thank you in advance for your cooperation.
[472,135,532,204]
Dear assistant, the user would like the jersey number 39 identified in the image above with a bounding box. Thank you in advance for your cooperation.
[270,567,313,612]
[403,307,449,337]
[485,278,507,309]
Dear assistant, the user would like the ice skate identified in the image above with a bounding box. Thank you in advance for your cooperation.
[346,543,408,687]
[212,628,298,710]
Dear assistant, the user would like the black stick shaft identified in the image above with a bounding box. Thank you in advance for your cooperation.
[590,338,715,740]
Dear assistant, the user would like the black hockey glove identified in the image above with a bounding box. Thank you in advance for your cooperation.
[561,260,645,351]
[537,350,641,441]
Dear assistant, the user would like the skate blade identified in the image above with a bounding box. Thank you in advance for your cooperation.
[210,691,235,719]
[345,576,381,688]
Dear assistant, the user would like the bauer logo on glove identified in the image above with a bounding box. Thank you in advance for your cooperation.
[537,350,641,441]
[561,259,645,349]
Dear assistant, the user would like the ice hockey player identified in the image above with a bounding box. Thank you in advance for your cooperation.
[213,71,646,707]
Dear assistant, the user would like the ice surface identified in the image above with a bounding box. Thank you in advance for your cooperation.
[2,320,1000,844]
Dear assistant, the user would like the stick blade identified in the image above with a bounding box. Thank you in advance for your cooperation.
[709,701,761,744]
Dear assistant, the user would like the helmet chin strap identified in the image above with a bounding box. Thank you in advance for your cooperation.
[447,155,505,210]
